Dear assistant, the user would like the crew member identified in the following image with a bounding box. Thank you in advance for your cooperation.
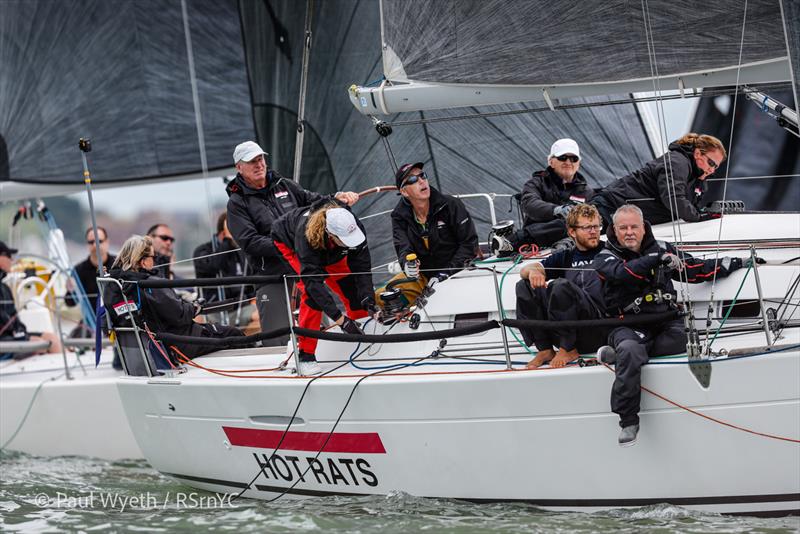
[516,204,607,369]
[226,141,359,345]
[65,226,117,313]
[385,162,478,308]
[593,204,752,446]
[146,223,176,279]
[513,139,595,250]
[0,241,62,359]
[272,200,376,375]
[592,133,726,227]
[104,235,245,365]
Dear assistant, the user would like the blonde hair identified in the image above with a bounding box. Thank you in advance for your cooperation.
[675,133,727,160]
[304,202,340,250]
[566,203,600,228]
[113,235,154,271]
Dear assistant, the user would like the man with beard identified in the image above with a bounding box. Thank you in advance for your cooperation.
[515,204,607,369]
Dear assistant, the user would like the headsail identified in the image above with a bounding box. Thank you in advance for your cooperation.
[0,0,254,188]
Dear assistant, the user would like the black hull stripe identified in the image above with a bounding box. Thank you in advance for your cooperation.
[162,472,800,508]
[162,472,249,489]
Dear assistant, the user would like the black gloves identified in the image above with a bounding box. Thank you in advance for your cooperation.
[340,316,365,335]
[698,211,722,222]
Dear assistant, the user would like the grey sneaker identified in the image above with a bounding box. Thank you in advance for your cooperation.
[298,360,323,376]
[618,424,640,447]
[597,345,617,364]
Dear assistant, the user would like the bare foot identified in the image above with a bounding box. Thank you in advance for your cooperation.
[526,349,555,369]
[550,348,580,368]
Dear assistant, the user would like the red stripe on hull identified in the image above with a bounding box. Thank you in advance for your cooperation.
[223,426,386,453]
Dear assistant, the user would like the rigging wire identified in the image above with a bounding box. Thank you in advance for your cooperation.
[704,0,750,353]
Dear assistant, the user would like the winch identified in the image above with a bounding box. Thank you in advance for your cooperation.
[489,220,516,258]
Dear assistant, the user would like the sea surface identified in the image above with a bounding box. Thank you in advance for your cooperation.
[0,450,797,533]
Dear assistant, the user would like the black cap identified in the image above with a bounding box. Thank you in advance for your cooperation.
[0,241,18,257]
[395,162,424,189]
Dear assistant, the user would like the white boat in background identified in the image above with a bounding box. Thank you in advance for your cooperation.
[113,214,800,516]
[0,258,140,460]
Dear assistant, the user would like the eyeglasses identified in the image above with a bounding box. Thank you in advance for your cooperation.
[86,239,106,245]
[401,171,428,188]
[555,154,579,163]
[705,156,719,170]
[573,224,601,232]
[154,234,175,243]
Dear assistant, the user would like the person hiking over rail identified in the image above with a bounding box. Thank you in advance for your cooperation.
[272,200,377,376]
[592,204,757,446]
[515,203,607,369]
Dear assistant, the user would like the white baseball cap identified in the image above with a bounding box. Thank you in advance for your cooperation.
[326,208,365,248]
[233,141,267,163]
[549,138,580,159]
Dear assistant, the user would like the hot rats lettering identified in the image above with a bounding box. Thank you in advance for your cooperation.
[252,453,378,487]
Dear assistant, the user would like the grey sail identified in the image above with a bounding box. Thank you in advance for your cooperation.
[348,0,793,115]
[382,0,788,85]
[0,0,254,185]
[240,1,653,267]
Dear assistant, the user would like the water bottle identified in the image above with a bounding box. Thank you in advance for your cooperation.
[404,253,420,279]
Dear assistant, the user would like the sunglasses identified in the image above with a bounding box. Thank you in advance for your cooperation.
[86,239,106,245]
[401,171,428,188]
[555,154,579,163]
[705,156,719,170]
[154,234,175,243]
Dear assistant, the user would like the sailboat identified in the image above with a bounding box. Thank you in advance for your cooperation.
[107,0,800,516]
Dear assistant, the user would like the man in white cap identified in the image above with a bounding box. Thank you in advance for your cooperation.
[509,138,595,251]
[225,140,360,345]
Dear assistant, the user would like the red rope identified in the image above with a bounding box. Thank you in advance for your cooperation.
[600,362,800,444]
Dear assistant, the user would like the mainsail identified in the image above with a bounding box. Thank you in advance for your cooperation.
[350,0,794,115]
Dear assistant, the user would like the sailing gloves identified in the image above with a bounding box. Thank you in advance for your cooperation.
[722,256,766,272]
[660,252,684,272]
[553,204,573,220]
[340,316,365,336]
[698,210,723,222]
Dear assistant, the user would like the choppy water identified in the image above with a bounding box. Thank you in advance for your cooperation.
[1,451,797,533]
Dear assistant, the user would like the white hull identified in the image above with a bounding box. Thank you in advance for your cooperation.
[0,351,141,460]
[113,214,800,514]
[117,333,799,515]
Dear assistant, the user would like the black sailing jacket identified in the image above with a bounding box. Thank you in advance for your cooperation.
[271,199,373,322]
[593,222,739,314]
[520,167,595,225]
[596,142,708,224]
[226,171,324,276]
[391,187,479,277]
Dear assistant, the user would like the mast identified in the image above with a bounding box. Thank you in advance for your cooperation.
[292,0,314,183]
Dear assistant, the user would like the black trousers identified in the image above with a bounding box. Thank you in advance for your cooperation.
[609,318,687,427]
[256,282,291,346]
[515,278,607,352]
[515,219,568,248]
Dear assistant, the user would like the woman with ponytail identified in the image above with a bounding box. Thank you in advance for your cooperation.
[272,200,376,375]
[592,133,726,227]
